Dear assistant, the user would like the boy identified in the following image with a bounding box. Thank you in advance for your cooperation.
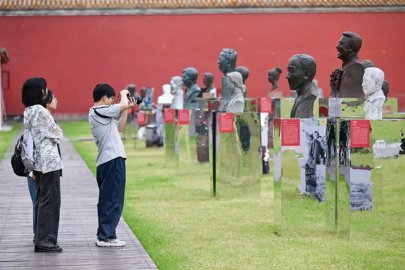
[89,83,135,247]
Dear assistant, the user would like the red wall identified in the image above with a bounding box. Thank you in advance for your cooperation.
[1,12,405,114]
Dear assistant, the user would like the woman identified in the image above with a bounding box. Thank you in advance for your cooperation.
[22,78,63,253]
[26,89,60,242]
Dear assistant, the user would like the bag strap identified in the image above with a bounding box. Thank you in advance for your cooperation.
[93,106,112,119]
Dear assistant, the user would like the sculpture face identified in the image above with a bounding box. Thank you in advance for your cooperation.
[268,71,275,84]
[203,74,213,87]
[218,53,230,74]
[362,68,384,96]
[286,57,306,90]
[170,77,182,92]
[336,35,351,60]
[362,70,374,95]
[182,71,194,88]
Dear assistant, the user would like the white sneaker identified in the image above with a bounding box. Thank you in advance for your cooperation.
[96,238,126,247]
[96,240,111,247]
[108,238,126,247]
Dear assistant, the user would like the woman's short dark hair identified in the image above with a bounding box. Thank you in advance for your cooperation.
[21,77,47,107]
[42,89,54,107]
[93,83,115,102]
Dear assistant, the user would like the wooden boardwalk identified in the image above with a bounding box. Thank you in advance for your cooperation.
[0,137,157,270]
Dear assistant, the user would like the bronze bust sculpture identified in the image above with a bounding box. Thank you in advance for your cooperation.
[220,71,244,113]
[362,59,389,100]
[182,67,201,110]
[218,48,237,101]
[267,66,283,98]
[287,54,318,118]
[0,47,9,64]
[235,66,249,97]
[330,32,364,98]
[170,76,184,109]
[362,67,386,120]
[201,72,217,98]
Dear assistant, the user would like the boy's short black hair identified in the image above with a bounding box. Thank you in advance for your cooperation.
[21,77,47,107]
[93,83,116,102]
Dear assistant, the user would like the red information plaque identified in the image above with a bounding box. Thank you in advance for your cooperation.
[259,97,272,113]
[137,113,146,126]
[178,109,190,125]
[281,119,300,146]
[219,113,234,133]
[350,120,370,148]
[164,108,175,123]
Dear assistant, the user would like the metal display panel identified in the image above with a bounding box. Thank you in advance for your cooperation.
[272,118,282,233]
[196,98,209,111]
[216,112,261,198]
[280,98,319,119]
[195,110,210,163]
[176,109,197,164]
[349,119,405,239]
[164,122,176,162]
[175,109,211,186]
[163,109,177,164]
[336,119,351,238]
[382,98,398,115]
[260,113,270,174]
[279,118,329,235]
[259,98,280,175]
[244,98,258,112]
[382,99,405,119]
[325,118,338,232]
[320,98,401,119]
[319,98,365,119]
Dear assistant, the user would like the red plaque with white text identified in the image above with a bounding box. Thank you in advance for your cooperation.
[178,109,190,125]
[137,113,146,126]
[164,108,175,123]
[259,97,272,113]
[219,113,234,133]
[281,119,300,146]
[350,120,370,148]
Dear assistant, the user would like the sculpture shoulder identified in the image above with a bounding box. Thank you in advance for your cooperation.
[339,62,364,98]
[291,94,316,118]
[190,84,201,94]
[343,62,364,76]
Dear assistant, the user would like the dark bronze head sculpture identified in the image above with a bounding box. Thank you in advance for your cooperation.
[336,32,362,63]
[235,66,249,83]
[0,47,9,64]
[203,72,214,90]
[330,31,364,98]
[218,48,237,75]
[268,66,282,91]
[182,67,198,88]
[218,48,238,101]
[182,67,201,109]
[287,54,318,118]
[268,66,283,98]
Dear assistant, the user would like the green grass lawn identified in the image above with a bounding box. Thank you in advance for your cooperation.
[0,123,21,160]
[59,120,405,270]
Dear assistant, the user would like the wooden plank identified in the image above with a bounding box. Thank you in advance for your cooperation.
[0,137,157,269]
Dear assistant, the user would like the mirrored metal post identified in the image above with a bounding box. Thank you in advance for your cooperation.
[216,112,261,198]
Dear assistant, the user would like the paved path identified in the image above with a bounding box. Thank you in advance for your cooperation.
[0,137,157,270]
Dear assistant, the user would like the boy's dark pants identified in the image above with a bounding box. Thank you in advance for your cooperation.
[96,157,126,241]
